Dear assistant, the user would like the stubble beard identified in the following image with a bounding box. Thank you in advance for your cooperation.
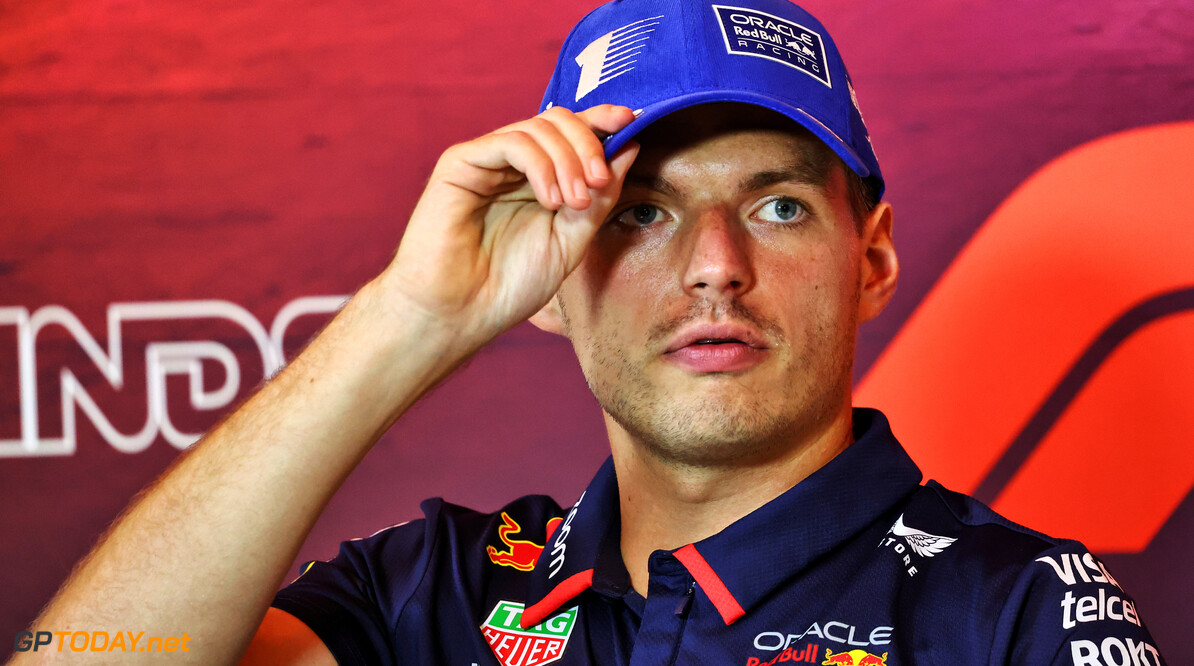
[565,297,857,469]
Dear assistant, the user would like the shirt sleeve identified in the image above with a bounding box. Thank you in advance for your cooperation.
[998,541,1167,666]
[271,500,443,666]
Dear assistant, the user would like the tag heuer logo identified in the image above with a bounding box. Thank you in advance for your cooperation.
[481,601,578,666]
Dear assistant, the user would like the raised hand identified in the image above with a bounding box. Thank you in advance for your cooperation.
[381,104,639,344]
[16,106,640,666]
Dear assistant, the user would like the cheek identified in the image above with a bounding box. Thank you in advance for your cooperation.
[557,263,648,372]
[760,244,859,328]
[572,232,673,324]
[786,226,862,290]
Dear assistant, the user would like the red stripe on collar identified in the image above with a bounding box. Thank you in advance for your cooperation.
[674,544,745,625]
[520,569,594,629]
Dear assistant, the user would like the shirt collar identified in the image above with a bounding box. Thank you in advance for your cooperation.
[682,408,922,623]
[522,456,621,628]
[520,408,923,628]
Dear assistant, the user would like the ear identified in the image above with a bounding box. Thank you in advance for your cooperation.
[529,294,568,336]
[858,201,898,324]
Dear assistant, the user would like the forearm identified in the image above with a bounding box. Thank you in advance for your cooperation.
[15,103,635,666]
[18,276,475,664]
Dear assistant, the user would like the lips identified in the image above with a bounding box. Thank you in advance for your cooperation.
[664,323,768,353]
[663,322,769,372]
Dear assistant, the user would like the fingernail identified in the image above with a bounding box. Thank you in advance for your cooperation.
[549,183,563,206]
[590,156,610,181]
[573,178,590,201]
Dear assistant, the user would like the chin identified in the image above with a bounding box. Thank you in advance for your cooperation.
[604,391,805,467]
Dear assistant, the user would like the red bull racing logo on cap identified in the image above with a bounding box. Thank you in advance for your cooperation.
[481,601,577,666]
[487,512,563,571]
[821,648,888,665]
[712,5,831,87]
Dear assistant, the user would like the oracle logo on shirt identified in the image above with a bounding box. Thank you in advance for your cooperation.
[753,621,892,652]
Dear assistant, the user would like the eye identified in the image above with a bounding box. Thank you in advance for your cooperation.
[612,204,668,228]
[755,197,807,224]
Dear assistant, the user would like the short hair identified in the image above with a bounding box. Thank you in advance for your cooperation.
[845,170,882,232]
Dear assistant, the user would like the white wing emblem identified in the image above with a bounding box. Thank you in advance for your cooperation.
[890,515,957,557]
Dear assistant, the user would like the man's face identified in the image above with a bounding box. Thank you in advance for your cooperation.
[544,104,893,467]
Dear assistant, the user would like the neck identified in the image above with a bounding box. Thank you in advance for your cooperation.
[608,403,855,597]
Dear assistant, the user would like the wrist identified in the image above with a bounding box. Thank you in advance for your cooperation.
[328,276,482,421]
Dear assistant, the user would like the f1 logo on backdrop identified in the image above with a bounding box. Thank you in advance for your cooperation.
[857,122,1194,554]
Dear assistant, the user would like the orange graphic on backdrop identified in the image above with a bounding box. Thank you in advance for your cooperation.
[487,512,564,571]
[857,122,1194,552]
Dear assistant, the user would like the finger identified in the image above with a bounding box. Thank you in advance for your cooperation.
[448,131,564,210]
[540,106,613,188]
[553,140,641,271]
[574,104,638,137]
[491,105,636,198]
[500,116,592,210]
[592,139,641,220]
[494,105,634,138]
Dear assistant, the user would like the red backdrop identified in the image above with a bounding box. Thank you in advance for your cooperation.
[2,0,1192,660]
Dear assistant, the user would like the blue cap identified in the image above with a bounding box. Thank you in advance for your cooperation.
[540,0,884,197]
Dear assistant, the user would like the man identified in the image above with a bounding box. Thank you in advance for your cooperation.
[18,0,1165,664]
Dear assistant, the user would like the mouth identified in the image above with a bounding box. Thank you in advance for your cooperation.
[664,323,768,353]
[663,323,769,372]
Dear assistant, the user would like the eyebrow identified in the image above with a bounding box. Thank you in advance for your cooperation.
[622,157,832,199]
[739,158,831,193]
[622,173,681,198]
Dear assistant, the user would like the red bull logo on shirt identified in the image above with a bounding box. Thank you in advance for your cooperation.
[486,512,563,571]
[481,600,577,666]
[821,648,888,665]
[745,643,820,664]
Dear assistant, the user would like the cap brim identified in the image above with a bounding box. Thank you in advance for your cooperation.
[601,90,871,181]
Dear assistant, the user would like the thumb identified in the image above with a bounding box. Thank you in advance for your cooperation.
[552,141,641,269]
[595,140,641,212]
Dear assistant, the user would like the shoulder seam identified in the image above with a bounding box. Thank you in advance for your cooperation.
[389,499,444,636]
[923,480,1061,547]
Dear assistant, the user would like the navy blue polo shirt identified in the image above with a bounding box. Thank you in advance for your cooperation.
[272,409,1166,665]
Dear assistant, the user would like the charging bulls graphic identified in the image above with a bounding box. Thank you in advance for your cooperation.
[822,649,887,665]
[487,512,564,571]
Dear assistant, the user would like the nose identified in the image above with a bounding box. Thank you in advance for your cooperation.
[680,208,755,299]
